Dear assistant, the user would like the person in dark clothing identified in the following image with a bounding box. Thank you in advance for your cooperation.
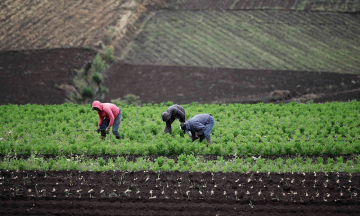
[180,114,214,144]
[161,105,190,136]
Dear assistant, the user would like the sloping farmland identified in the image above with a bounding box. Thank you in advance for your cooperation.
[124,10,360,74]
[164,0,360,12]
[0,0,145,51]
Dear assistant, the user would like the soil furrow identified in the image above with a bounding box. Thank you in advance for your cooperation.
[0,170,359,215]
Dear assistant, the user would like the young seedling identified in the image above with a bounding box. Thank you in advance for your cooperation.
[156,173,160,181]
[35,185,39,197]
[109,192,118,198]
[149,190,155,199]
[65,189,72,197]
[249,201,254,208]
[124,188,131,196]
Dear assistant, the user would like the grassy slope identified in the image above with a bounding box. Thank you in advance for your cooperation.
[124,10,360,73]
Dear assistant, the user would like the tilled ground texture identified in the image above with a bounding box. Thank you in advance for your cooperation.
[0,170,359,215]
[0,48,96,105]
[1,48,360,105]
[104,64,360,104]
[0,0,149,51]
[165,0,360,12]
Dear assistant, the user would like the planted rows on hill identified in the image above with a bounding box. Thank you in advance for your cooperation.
[0,0,134,50]
[126,10,360,73]
[166,0,360,12]
[0,101,359,157]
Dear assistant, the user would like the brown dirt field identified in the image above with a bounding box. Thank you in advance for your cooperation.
[103,63,360,105]
[1,49,360,106]
[0,48,96,105]
[0,0,157,52]
[0,170,359,215]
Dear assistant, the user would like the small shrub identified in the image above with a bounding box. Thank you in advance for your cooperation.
[102,46,115,62]
[81,87,94,98]
[92,54,106,73]
[92,72,103,85]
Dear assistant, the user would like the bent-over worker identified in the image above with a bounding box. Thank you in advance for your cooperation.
[161,104,190,136]
[92,101,122,140]
[180,113,214,144]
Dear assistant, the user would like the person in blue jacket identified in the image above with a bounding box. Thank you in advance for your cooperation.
[180,113,214,144]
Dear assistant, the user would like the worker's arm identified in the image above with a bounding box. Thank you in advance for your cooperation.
[165,120,172,134]
[191,131,197,142]
[193,121,206,136]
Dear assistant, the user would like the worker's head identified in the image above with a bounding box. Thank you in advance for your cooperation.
[92,101,102,111]
[180,123,186,133]
[161,112,171,122]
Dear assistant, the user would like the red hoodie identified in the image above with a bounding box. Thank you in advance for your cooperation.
[92,101,120,127]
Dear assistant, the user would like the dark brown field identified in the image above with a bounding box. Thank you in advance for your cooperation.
[1,49,360,105]
[1,170,359,215]
[103,63,360,105]
[0,48,96,105]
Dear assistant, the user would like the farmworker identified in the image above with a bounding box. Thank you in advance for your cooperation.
[161,104,191,137]
[92,101,121,140]
[180,113,214,144]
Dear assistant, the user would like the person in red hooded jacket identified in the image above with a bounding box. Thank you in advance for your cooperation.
[92,101,121,140]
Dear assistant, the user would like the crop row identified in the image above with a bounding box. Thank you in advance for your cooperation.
[0,0,130,50]
[126,10,360,73]
[1,154,360,173]
[0,101,359,156]
[165,0,360,12]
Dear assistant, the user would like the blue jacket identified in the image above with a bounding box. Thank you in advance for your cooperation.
[184,114,211,137]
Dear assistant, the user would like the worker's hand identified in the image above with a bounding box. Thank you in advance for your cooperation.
[106,127,111,134]
[96,125,100,133]
[195,135,199,139]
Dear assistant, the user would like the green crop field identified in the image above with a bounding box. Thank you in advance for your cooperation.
[124,10,360,73]
[1,101,360,172]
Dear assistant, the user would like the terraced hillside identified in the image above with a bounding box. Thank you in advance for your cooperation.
[124,10,360,73]
[0,0,152,51]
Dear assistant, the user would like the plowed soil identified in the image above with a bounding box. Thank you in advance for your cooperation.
[0,170,359,215]
[0,48,96,105]
[104,63,360,105]
[1,49,360,105]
